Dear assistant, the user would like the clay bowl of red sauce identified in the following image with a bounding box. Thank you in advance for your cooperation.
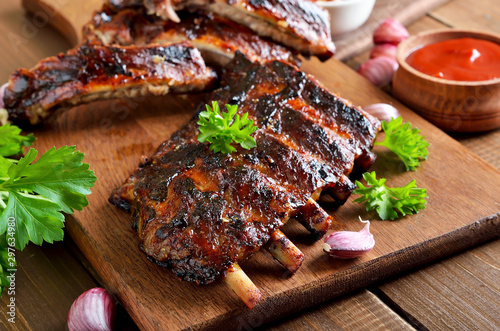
[393,29,500,132]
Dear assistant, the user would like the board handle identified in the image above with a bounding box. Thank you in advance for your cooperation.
[22,0,104,46]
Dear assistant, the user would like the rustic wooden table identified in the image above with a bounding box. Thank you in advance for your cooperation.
[0,0,499,329]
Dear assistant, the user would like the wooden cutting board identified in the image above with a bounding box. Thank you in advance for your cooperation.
[18,0,500,330]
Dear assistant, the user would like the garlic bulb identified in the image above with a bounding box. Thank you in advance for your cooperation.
[357,57,399,86]
[323,217,375,259]
[370,43,397,60]
[373,18,410,45]
[68,288,116,331]
[363,103,400,122]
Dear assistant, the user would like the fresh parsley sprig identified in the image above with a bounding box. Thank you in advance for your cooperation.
[0,124,35,158]
[197,101,258,154]
[375,117,429,171]
[0,124,96,296]
[0,125,96,294]
[0,146,96,250]
[353,171,428,220]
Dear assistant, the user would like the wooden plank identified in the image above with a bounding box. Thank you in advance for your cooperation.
[376,240,500,330]
[0,0,71,81]
[0,241,98,330]
[262,290,415,330]
[453,132,500,169]
[429,0,500,33]
[21,0,103,45]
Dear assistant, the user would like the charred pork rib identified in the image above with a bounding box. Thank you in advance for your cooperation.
[109,53,380,308]
[2,42,216,127]
[84,6,300,67]
[108,0,336,60]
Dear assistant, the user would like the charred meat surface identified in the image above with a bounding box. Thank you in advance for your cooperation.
[108,0,336,60]
[84,6,300,67]
[109,53,380,285]
[2,42,216,127]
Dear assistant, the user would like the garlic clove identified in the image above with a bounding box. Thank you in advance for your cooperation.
[323,218,375,259]
[357,57,399,87]
[0,83,7,109]
[370,43,398,60]
[0,83,8,125]
[363,103,401,122]
[373,18,410,45]
[68,287,116,331]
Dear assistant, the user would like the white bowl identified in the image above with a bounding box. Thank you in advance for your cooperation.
[318,0,376,37]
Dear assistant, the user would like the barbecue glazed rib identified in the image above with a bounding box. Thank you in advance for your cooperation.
[108,0,335,60]
[109,53,380,308]
[84,6,300,67]
[1,42,216,127]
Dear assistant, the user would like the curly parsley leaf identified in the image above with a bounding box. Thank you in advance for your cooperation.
[0,146,97,250]
[0,124,35,157]
[197,101,258,154]
[353,171,428,220]
[375,117,429,171]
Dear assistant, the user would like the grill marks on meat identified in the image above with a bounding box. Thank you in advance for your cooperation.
[108,0,335,60]
[109,54,380,285]
[84,6,300,67]
[2,42,216,126]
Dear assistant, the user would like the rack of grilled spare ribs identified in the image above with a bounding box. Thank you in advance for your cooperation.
[1,0,380,309]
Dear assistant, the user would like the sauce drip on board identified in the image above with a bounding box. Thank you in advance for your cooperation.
[406,37,500,81]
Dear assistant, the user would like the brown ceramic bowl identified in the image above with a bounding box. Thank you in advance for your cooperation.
[393,29,500,132]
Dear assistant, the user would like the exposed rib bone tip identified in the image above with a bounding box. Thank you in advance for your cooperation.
[266,230,304,275]
[224,263,262,309]
[295,198,332,239]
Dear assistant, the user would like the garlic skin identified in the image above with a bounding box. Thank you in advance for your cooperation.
[68,287,116,331]
[373,18,410,45]
[370,43,397,60]
[363,103,400,122]
[357,57,399,86]
[323,218,375,259]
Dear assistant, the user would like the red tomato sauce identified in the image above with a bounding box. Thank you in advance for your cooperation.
[406,37,500,81]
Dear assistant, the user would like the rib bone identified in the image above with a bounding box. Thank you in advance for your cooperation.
[224,263,262,309]
[265,230,304,275]
[294,198,332,239]
[325,175,356,204]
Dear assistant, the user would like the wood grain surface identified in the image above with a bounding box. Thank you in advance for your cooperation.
[340,2,500,330]
[8,1,498,329]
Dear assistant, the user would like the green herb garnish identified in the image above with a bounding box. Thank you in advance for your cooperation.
[197,101,258,154]
[375,117,429,171]
[353,171,427,220]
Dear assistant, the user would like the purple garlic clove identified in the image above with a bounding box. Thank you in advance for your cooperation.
[373,18,410,45]
[68,287,116,331]
[323,218,375,259]
[363,103,401,122]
